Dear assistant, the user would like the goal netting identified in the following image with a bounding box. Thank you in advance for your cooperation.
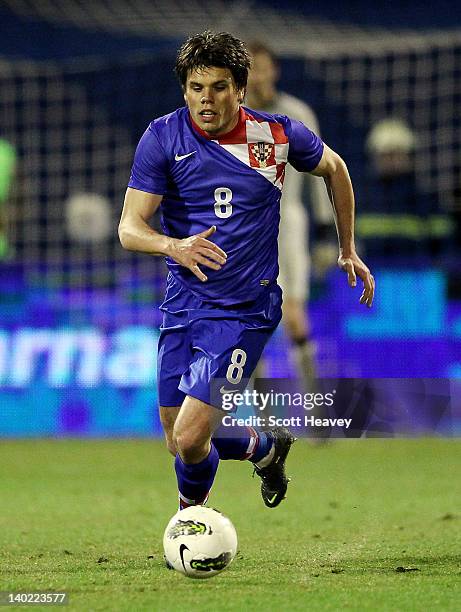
[1,2,460,327]
[1,54,182,327]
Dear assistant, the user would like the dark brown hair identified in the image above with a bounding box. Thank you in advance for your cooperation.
[175,31,251,91]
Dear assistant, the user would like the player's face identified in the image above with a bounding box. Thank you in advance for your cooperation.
[247,51,278,107]
[184,67,243,137]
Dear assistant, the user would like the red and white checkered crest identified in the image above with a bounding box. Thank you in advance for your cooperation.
[250,142,274,168]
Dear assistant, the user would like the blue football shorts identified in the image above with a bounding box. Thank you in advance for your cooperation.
[157,273,282,408]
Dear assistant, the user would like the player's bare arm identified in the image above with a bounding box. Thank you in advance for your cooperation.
[310,144,375,307]
[118,187,227,282]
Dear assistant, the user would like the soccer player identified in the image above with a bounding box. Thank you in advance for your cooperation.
[118,31,374,512]
[246,41,335,389]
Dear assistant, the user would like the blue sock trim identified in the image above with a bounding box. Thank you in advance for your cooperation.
[250,431,273,463]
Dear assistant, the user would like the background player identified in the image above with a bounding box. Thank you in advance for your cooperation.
[118,31,374,513]
[246,41,336,389]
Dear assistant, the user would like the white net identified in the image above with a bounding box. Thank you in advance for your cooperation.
[304,44,461,213]
[0,56,172,326]
[1,2,459,328]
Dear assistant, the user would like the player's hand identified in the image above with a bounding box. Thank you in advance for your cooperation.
[168,226,227,282]
[338,250,375,307]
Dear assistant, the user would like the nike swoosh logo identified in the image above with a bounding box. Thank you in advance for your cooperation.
[175,151,196,161]
[219,385,239,394]
[179,543,190,572]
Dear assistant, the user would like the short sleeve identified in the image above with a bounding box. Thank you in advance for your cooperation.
[284,117,324,173]
[128,123,169,195]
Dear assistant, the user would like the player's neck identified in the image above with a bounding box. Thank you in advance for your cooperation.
[189,107,244,140]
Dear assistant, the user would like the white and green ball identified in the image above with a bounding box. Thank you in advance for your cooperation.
[163,506,238,579]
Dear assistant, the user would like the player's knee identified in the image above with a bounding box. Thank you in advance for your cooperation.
[165,436,177,457]
[160,409,179,456]
[163,428,177,456]
[173,428,208,463]
[173,430,197,458]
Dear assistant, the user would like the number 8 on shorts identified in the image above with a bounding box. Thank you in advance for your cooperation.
[226,349,247,384]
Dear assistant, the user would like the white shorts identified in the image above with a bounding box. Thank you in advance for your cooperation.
[277,200,310,302]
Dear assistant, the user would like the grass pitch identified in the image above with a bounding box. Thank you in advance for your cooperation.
[0,439,460,611]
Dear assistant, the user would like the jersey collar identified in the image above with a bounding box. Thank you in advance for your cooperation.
[189,106,247,143]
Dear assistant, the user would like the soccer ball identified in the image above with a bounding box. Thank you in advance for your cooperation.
[163,506,238,579]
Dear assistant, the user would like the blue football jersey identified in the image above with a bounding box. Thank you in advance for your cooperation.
[128,106,324,306]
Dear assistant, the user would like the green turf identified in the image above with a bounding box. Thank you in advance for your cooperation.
[0,439,460,611]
